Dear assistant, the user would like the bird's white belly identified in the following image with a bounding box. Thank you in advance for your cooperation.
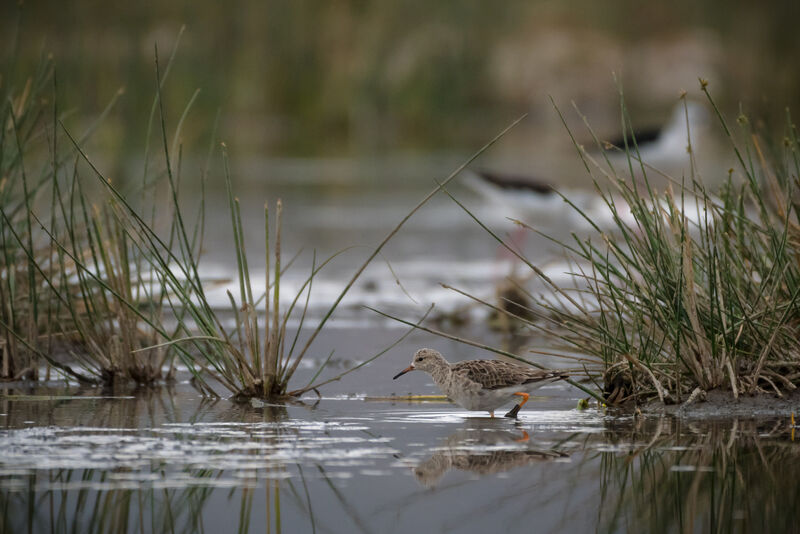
[449,388,515,412]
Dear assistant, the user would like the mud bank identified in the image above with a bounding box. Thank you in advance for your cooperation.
[641,389,800,418]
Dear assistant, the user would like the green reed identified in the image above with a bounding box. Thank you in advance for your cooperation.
[0,51,131,384]
[0,48,56,380]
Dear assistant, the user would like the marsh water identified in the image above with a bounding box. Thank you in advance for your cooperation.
[2,370,798,533]
[3,157,800,534]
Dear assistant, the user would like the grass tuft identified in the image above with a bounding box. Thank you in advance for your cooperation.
[437,84,800,404]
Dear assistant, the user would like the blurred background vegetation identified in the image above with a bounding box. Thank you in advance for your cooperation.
[2,0,799,162]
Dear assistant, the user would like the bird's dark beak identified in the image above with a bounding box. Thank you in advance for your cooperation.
[393,365,414,380]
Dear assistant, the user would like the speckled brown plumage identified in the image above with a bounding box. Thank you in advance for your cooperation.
[452,359,565,390]
[393,348,568,417]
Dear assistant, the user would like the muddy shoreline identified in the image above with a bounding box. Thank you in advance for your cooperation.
[640,388,800,418]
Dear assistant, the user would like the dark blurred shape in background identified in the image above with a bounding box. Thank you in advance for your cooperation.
[2,0,798,161]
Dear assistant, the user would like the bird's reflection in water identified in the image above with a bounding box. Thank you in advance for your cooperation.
[413,419,568,488]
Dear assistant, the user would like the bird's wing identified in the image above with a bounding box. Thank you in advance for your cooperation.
[474,169,554,195]
[452,360,561,390]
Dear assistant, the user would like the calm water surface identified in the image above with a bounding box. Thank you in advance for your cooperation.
[1,352,798,534]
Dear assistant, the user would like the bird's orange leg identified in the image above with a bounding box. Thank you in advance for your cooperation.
[489,410,495,418]
[504,392,530,418]
[514,392,530,407]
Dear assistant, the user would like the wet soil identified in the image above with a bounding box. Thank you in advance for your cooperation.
[642,388,800,418]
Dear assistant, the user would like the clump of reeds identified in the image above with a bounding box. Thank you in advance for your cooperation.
[1,38,185,386]
[46,183,176,385]
[436,82,800,404]
[549,85,799,403]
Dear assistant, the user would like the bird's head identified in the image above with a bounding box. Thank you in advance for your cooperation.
[393,348,447,379]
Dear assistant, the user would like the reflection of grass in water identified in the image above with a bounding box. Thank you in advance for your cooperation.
[0,468,221,534]
[597,418,799,533]
[0,394,313,534]
[0,465,365,534]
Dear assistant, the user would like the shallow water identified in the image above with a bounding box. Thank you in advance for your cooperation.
[6,151,790,533]
[2,349,799,534]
